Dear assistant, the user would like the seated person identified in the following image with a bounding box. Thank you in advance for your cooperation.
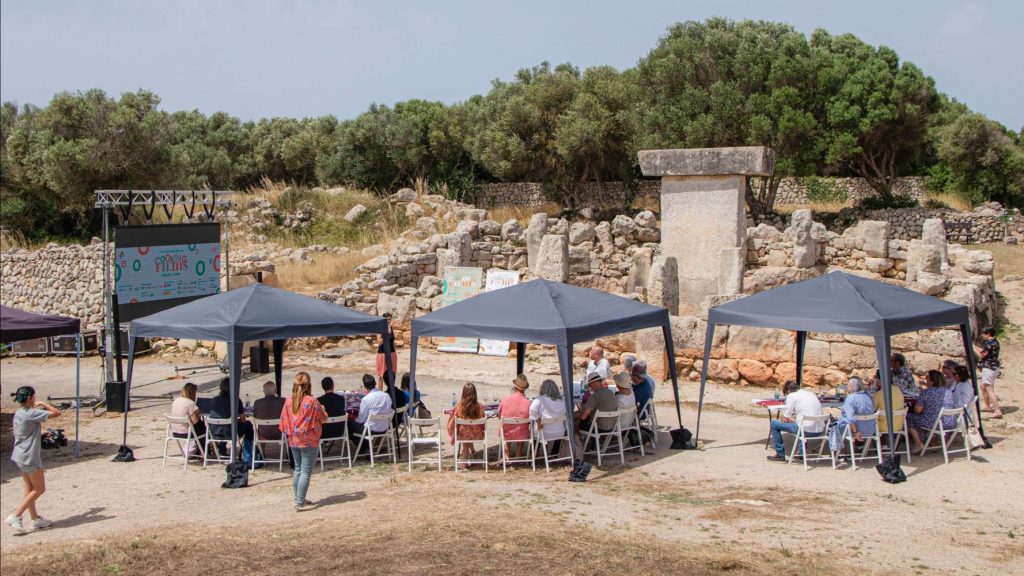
[872,370,905,436]
[530,379,568,456]
[586,346,611,381]
[497,374,532,459]
[209,378,255,465]
[630,363,654,420]
[447,382,486,464]
[837,377,876,443]
[347,374,393,441]
[382,375,408,428]
[951,365,975,409]
[169,383,205,451]
[907,370,957,452]
[613,372,636,427]
[252,381,286,441]
[400,373,422,404]
[575,372,618,439]
[891,353,920,396]
[767,380,824,462]
[317,377,348,439]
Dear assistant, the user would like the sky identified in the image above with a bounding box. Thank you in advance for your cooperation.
[2,0,1022,129]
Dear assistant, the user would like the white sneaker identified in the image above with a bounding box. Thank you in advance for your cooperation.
[5,515,24,533]
[31,517,53,530]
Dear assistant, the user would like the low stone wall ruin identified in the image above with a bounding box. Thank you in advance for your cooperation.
[1,242,106,328]
[475,180,660,209]
[774,176,927,205]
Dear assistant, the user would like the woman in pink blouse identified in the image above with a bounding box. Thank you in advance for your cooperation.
[279,372,327,511]
[497,374,532,460]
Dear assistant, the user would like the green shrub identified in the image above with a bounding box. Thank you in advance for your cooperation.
[802,177,848,203]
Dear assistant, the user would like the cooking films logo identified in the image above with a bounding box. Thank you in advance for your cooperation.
[115,242,221,303]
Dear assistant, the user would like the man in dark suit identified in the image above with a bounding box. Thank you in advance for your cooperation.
[318,377,348,439]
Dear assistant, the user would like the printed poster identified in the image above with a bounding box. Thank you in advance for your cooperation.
[437,267,483,353]
[478,270,521,356]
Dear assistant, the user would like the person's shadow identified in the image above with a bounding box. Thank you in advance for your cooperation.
[312,491,366,509]
[54,507,113,529]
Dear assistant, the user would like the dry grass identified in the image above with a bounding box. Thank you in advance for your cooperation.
[925,190,973,211]
[0,482,835,576]
[273,251,367,292]
[0,228,35,251]
[775,201,851,215]
[487,202,561,225]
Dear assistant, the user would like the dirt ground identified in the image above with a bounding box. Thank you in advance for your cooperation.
[2,265,1023,575]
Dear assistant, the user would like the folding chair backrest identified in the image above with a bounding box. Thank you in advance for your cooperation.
[539,416,568,440]
[324,415,348,425]
[594,410,621,419]
[408,417,440,438]
[797,414,830,433]
[205,416,233,426]
[939,408,964,422]
[620,405,637,418]
[455,417,487,426]
[853,411,879,422]
[165,415,190,426]
[367,410,395,425]
[501,417,532,425]
[250,417,279,427]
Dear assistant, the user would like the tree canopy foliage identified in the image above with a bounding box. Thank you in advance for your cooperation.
[2,18,1021,239]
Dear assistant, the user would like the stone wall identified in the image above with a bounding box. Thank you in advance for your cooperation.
[1,242,106,328]
[774,176,927,205]
[475,180,660,208]
[864,206,1023,243]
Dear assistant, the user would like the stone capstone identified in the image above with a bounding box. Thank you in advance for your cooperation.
[638,146,774,177]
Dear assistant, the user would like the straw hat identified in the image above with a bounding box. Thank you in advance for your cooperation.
[513,374,530,391]
[586,372,604,385]
[613,372,633,391]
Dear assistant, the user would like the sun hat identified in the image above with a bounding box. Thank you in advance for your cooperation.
[513,374,529,391]
[613,372,632,390]
[586,372,603,385]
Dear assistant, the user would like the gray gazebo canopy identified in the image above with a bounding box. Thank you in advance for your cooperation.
[409,279,683,463]
[696,271,987,456]
[125,283,392,460]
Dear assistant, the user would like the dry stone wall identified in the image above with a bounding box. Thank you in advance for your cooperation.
[864,205,1023,242]
[774,176,927,205]
[475,180,660,208]
[1,242,106,328]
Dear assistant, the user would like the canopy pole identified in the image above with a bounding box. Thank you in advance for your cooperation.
[873,334,897,461]
[123,336,137,447]
[661,320,682,429]
[795,331,807,388]
[383,328,398,428]
[516,342,526,376]
[74,332,82,457]
[694,323,715,442]
[229,341,242,462]
[408,332,419,409]
[556,344,577,463]
[273,339,285,396]
[960,322,990,447]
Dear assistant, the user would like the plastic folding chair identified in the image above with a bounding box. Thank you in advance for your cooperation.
[250,417,288,472]
[878,408,912,464]
[786,414,834,471]
[163,415,206,470]
[498,417,536,472]
[582,410,624,466]
[407,416,443,471]
[618,404,645,457]
[355,410,397,466]
[453,418,489,473]
[203,416,236,468]
[317,415,352,472]
[921,407,972,463]
[838,411,882,470]
[536,416,572,472]
[638,399,658,449]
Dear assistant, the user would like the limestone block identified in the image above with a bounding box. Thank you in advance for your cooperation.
[477,219,501,237]
[625,247,652,294]
[864,257,895,273]
[914,271,949,296]
[788,209,817,268]
[647,256,679,315]
[694,359,739,382]
[457,208,487,222]
[638,146,774,177]
[749,223,783,243]
[744,266,820,294]
[447,232,473,265]
[905,240,941,284]
[959,250,994,275]
[569,222,596,244]
[525,213,548,272]
[830,342,878,371]
[860,221,889,258]
[718,247,744,295]
[405,202,424,219]
[343,204,367,222]
[377,293,417,323]
[738,359,773,385]
[456,220,479,239]
[921,218,949,267]
[917,330,966,357]
[804,339,831,367]
[634,210,658,229]
[416,217,438,234]
[501,219,522,241]
[767,250,788,267]
[726,325,794,363]
[611,214,637,237]
[535,235,569,282]
[594,221,614,253]
[391,188,417,202]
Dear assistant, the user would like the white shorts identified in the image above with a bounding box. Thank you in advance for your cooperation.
[981,368,999,387]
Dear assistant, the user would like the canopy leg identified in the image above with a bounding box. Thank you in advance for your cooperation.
[74,333,82,457]
[960,322,990,448]
[661,321,682,429]
[556,344,577,463]
[229,342,242,463]
[873,335,898,465]
[273,339,285,396]
[795,331,807,388]
[694,324,715,442]
[516,342,526,376]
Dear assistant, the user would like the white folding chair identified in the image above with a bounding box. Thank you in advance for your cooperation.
[249,418,288,472]
[163,415,206,470]
[407,416,443,471]
[583,410,624,466]
[878,408,911,463]
[786,414,834,471]
[355,410,397,466]
[317,415,352,472]
[838,411,882,470]
[618,404,645,457]
[498,417,536,472]
[535,416,572,472]
[453,418,489,473]
[921,407,972,463]
[638,399,658,449]
[203,416,236,468]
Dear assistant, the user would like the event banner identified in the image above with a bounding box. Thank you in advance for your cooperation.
[436,267,483,353]
[478,270,521,356]
[114,224,221,321]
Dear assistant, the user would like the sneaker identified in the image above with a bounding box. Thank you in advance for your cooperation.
[31,517,53,530]
[766,455,787,462]
[295,504,315,512]
[5,515,24,533]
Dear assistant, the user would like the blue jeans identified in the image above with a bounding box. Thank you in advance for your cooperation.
[290,447,317,507]
[770,420,823,457]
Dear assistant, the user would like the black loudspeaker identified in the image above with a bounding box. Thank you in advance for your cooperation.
[105,380,130,412]
[249,346,270,373]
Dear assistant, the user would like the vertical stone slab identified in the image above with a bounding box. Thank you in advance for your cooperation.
[718,247,745,295]
[535,234,569,282]
[525,213,548,273]
[647,255,679,315]
[921,218,949,268]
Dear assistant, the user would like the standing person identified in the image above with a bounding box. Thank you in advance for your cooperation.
[447,383,486,466]
[279,372,327,512]
[975,327,1003,419]
[6,386,61,533]
[375,313,398,388]
[767,380,824,462]
[586,347,611,381]
[497,375,532,460]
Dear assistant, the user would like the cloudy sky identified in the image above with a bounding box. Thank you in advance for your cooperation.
[2,0,1021,129]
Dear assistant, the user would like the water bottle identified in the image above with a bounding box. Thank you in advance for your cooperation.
[450,392,457,407]
[244,394,251,411]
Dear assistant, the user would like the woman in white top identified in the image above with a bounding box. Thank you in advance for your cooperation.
[951,365,975,409]
[169,383,204,441]
[529,379,567,450]
[613,372,636,428]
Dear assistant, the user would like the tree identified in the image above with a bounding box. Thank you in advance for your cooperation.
[936,112,1024,206]
[812,31,939,198]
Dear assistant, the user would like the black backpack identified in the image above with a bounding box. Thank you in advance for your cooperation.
[222,461,249,489]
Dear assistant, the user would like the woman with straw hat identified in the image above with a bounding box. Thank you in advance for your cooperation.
[497,374,532,459]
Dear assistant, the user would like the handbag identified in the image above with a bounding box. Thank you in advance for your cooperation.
[876,455,906,484]
[414,401,432,420]
[967,426,986,449]
[222,461,249,489]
